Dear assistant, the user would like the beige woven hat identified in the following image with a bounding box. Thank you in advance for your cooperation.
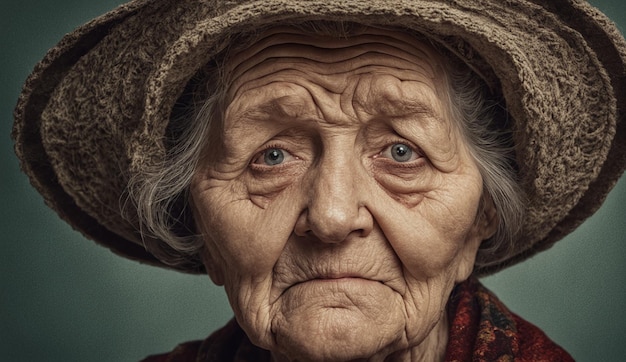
[13,0,626,275]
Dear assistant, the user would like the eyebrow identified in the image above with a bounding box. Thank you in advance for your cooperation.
[228,77,448,130]
[390,100,440,119]
[353,90,446,124]
[231,96,315,126]
[231,98,447,136]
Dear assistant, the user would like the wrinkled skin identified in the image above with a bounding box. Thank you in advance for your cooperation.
[191,27,497,361]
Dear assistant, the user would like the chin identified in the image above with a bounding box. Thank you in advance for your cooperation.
[266,303,408,361]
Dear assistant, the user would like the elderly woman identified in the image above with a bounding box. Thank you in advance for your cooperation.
[13,0,626,360]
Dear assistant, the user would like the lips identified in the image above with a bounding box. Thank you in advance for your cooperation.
[271,263,400,303]
[277,274,394,311]
[271,243,403,297]
[290,274,383,289]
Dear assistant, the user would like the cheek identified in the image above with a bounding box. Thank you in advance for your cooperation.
[371,178,482,279]
[382,217,462,279]
[193,184,303,280]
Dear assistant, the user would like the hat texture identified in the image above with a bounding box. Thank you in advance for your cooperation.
[13,0,626,275]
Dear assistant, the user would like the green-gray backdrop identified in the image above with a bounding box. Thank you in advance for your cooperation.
[2,1,625,361]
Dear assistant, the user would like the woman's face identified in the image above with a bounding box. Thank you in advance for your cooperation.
[191,27,496,361]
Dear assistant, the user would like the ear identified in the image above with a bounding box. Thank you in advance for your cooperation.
[454,193,498,283]
[476,192,499,241]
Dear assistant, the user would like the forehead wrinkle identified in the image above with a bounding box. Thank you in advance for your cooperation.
[224,28,450,130]
[229,26,428,59]
[225,31,444,102]
[229,40,437,80]
[226,24,440,65]
[228,53,435,103]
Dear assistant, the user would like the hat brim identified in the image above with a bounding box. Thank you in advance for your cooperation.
[13,0,626,275]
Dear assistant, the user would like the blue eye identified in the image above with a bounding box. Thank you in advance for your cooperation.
[382,143,416,162]
[252,147,296,166]
[264,148,285,165]
[391,144,412,162]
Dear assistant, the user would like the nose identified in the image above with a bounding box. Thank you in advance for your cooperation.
[294,155,373,243]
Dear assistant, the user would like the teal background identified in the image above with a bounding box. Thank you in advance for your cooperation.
[1,1,625,361]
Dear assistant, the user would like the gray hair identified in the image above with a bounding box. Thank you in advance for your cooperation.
[127,21,525,272]
[445,66,524,269]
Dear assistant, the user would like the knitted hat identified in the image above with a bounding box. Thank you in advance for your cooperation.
[13,0,626,275]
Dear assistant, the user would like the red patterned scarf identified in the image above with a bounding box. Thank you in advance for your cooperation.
[445,278,573,361]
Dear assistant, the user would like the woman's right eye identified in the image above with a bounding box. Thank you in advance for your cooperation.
[251,148,295,166]
[379,143,420,163]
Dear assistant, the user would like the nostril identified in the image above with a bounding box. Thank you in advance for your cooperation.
[294,227,310,238]
[294,209,311,237]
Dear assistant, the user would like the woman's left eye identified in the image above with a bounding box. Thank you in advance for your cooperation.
[252,148,296,166]
[380,143,419,163]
